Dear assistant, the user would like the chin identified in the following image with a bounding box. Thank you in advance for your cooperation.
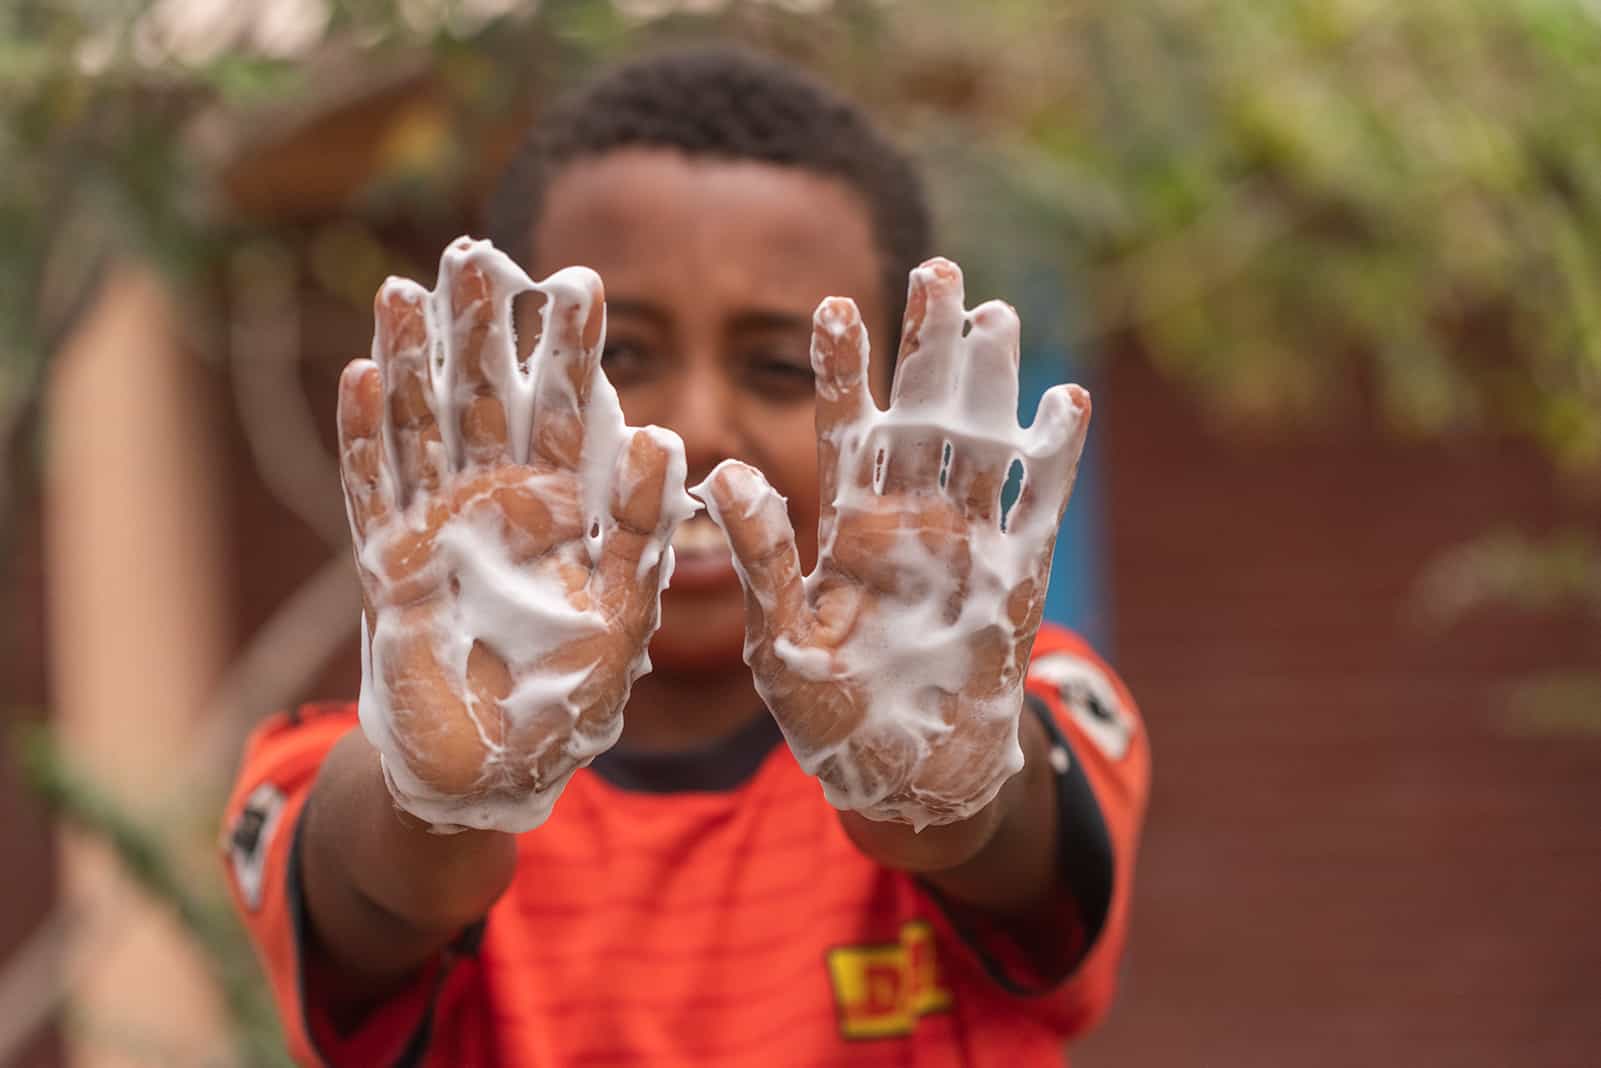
[648,590,749,673]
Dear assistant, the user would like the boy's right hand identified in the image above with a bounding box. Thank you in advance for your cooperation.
[337,238,693,834]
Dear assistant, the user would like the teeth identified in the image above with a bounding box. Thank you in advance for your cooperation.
[672,516,731,556]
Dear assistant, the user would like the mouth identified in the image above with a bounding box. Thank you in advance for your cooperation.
[667,514,739,592]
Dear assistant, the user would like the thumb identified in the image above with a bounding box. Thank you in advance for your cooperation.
[691,461,807,641]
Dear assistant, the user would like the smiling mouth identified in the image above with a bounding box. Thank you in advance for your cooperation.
[667,515,739,590]
[672,514,730,556]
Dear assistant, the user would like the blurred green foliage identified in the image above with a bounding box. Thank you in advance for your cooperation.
[1416,527,1601,737]
[1419,528,1601,623]
[15,723,292,1066]
[3,0,1601,466]
[918,0,1601,458]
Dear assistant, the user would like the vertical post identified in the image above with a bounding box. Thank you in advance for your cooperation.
[44,266,233,1068]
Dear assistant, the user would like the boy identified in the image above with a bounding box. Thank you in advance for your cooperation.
[223,47,1148,1067]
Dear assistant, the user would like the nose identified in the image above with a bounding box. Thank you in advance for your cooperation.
[668,362,744,483]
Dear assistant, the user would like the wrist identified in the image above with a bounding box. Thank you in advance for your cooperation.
[372,808,518,935]
[837,800,1007,873]
[313,730,519,933]
[834,705,1045,873]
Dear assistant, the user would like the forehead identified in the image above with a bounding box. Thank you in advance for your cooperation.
[530,148,887,333]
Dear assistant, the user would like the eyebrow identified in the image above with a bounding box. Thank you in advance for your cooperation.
[727,309,812,334]
[604,298,669,326]
[605,299,812,335]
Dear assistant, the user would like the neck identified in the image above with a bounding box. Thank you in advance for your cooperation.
[619,659,764,753]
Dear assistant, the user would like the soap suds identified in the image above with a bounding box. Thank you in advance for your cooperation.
[695,260,1088,831]
[349,237,696,834]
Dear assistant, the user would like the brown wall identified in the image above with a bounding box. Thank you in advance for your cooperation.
[1079,353,1601,1066]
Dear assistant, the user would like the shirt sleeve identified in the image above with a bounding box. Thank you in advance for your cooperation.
[922,623,1151,1039]
[219,704,463,1067]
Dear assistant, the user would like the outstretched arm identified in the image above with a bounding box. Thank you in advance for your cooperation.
[303,238,693,1012]
[696,258,1090,919]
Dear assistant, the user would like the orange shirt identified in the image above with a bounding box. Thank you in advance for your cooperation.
[222,624,1148,1067]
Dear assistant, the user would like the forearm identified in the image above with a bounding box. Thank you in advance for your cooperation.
[300,727,518,1007]
[838,708,1060,917]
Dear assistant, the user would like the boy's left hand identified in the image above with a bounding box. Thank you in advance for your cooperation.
[696,258,1089,832]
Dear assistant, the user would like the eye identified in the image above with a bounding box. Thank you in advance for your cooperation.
[601,338,652,385]
[742,348,814,400]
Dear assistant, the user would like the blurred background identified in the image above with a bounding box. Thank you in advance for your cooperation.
[3,1,1600,1065]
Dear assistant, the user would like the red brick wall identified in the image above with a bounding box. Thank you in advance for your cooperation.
[1077,353,1601,1066]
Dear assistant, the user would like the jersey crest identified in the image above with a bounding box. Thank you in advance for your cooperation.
[825,920,953,1040]
[1029,651,1135,760]
[226,782,287,911]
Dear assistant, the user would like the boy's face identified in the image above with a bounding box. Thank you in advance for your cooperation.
[529,147,892,671]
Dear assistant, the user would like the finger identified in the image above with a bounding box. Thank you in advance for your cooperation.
[1008,384,1091,540]
[375,279,446,503]
[593,427,685,625]
[529,267,605,470]
[944,439,1013,525]
[692,460,807,641]
[879,422,945,496]
[846,428,888,498]
[440,241,512,466]
[961,299,1021,426]
[889,258,965,412]
[811,297,876,539]
[337,358,394,540]
[943,299,1021,522]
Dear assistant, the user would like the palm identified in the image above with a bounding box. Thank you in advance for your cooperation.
[699,259,1088,829]
[340,238,691,832]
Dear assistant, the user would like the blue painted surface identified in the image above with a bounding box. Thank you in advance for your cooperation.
[1016,349,1107,649]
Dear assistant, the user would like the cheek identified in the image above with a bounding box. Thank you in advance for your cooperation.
[609,380,669,432]
[753,408,824,565]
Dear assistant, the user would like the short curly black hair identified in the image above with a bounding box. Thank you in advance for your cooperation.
[484,45,933,346]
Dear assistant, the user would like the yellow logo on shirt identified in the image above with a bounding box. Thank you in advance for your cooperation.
[825,920,953,1039]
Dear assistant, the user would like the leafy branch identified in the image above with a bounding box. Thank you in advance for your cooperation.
[13,724,291,1068]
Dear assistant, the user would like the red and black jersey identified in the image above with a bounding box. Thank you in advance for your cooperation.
[221,624,1149,1067]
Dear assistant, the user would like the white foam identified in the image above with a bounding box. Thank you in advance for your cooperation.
[696,261,1088,831]
[352,237,696,834]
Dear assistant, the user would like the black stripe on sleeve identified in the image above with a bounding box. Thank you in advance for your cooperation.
[922,694,1115,996]
[1033,692,1115,955]
[287,815,484,1067]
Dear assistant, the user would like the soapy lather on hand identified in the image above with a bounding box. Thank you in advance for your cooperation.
[344,239,1087,836]
[695,258,1090,831]
[338,237,695,834]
